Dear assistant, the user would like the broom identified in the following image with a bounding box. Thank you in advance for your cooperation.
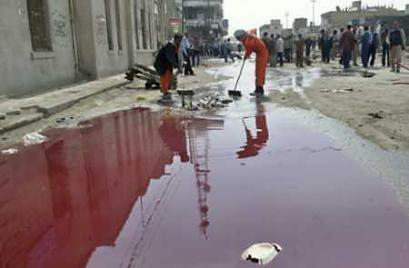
[228,59,246,97]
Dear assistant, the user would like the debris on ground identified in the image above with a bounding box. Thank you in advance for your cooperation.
[241,242,283,266]
[1,148,18,155]
[23,132,48,145]
[320,88,354,94]
[197,94,231,109]
[368,112,385,119]
[56,116,75,124]
[136,96,147,102]
[392,81,409,85]
[361,71,376,78]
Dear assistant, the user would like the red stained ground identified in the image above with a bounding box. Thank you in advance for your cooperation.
[1,106,409,268]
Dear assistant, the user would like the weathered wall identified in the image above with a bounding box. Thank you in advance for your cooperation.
[93,0,130,77]
[0,0,169,97]
[72,0,97,78]
[0,0,77,97]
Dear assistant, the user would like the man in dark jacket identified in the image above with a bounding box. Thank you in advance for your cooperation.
[340,25,355,70]
[361,25,372,68]
[381,28,390,67]
[369,26,380,67]
[154,34,182,100]
[388,21,407,73]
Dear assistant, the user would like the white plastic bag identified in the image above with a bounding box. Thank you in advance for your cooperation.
[23,132,47,145]
[241,242,283,266]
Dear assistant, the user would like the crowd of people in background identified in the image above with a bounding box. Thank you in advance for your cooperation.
[155,21,406,100]
[257,21,406,73]
[316,21,406,72]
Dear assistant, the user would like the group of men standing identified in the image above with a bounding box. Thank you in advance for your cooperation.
[260,33,285,68]
[320,21,406,72]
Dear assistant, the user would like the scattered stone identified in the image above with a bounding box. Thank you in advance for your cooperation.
[368,112,384,119]
[56,116,75,124]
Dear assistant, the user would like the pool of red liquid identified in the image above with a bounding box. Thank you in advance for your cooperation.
[1,107,409,268]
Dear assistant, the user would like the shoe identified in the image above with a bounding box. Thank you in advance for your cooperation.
[397,69,401,73]
[391,68,396,72]
[250,86,264,97]
[161,92,172,101]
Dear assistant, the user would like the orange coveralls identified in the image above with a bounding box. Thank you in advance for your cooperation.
[242,35,269,87]
[159,44,180,93]
[160,68,173,93]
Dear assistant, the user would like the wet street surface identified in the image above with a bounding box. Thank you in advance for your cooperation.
[2,64,409,268]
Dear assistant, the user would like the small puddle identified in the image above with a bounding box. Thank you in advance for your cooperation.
[1,105,409,268]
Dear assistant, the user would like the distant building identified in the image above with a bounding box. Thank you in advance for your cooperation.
[166,0,183,38]
[258,19,283,37]
[259,24,270,36]
[406,4,409,14]
[293,18,308,33]
[321,1,405,29]
[269,20,283,35]
[183,0,226,42]
[293,18,308,35]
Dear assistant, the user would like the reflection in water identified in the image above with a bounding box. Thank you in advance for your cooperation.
[187,118,224,239]
[236,105,269,159]
[0,108,189,268]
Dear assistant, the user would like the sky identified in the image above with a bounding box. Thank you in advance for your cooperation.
[224,0,408,34]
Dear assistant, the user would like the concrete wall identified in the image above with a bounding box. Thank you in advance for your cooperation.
[0,0,77,97]
[0,0,168,97]
[93,0,130,77]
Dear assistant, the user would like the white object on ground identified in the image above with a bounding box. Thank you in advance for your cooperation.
[1,148,18,155]
[241,242,283,266]
[23,132,48,145]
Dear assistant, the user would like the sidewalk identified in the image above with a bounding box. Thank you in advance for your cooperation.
[0,75,129,134]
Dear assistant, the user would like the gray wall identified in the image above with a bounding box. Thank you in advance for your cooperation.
[0,0,77,97]
[93,0,130,77]
[0,0,167,97]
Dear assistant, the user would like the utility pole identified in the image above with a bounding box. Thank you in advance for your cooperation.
[311,0,317,26]
[285,11,289,29]
[182,0,185,33]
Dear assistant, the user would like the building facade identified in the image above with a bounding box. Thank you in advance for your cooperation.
[0,0,170,97]
[293,18,308,34]
[321,1,405,29]
[183,0,227,42]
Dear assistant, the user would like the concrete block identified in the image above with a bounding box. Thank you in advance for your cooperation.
[0,113,43,134]
[5,109,21,116]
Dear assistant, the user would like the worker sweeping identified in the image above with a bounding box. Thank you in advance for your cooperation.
[154,34,182,101]
[234,30,269,97]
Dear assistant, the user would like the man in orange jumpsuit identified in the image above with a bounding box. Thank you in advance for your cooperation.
[234,30,269,96]
[154,34,182,101]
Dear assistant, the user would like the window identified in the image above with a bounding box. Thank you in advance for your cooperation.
[141,9,147,49]
[114,0,122,50]
[27,0,52,52]
[134,1,140,49]
[104,0,114,50]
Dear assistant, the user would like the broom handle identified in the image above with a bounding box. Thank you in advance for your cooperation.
[234,59,246,91]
